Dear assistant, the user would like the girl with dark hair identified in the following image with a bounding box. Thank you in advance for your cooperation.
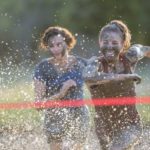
[34,26,90,150]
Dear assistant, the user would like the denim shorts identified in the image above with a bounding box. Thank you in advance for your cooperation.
[44,106,90,143]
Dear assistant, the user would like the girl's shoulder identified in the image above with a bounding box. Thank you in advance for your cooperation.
[37,58,50,65]
[35,58,54,72]
[69,55,87,70]
[73,55,88,66]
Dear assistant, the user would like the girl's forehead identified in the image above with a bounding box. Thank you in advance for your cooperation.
[48,35,65,43]
[100,31,122,41]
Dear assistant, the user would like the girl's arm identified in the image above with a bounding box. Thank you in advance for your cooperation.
[125,44,150,63]
[141,45,150,57]
[34,79,76,109]
[80,55,141,86]
[84,72,141,86]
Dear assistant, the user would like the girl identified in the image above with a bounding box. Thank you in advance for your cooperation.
[33,26,89,150]
[86,20,150,150]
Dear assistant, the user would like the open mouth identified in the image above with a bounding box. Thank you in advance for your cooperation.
[104,50,118,63]
[105,51,115,58]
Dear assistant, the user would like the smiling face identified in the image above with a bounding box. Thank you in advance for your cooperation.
[47,34,68,57]
[99,31,124,64]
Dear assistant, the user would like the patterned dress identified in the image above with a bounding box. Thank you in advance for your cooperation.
[34,57,89,143]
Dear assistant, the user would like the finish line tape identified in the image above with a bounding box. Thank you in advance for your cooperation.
[0,97,150,110]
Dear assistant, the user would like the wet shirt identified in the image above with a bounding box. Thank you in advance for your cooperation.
[89,45,144,127]
[93,44,146,98]
[34,57,86,100]
[33,57,90,141]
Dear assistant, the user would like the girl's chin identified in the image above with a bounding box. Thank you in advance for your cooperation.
[53,53,61,55]
[52,52,62,56]
[106,57,116,63]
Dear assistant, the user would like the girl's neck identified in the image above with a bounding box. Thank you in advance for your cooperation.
[53,52,69,65]
[107,58,118,66]
[107,57,120,71]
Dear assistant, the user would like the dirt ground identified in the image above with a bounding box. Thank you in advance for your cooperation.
[0,123,97,150]
[0,125,150,150]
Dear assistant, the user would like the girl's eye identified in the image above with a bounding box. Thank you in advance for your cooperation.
[103,41,108,44]
[49,44,54,48]
[112,42,118,45]
[57,43,62,47]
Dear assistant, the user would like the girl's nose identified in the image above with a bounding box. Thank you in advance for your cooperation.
[107,45,113,49]
[53,45,58,50]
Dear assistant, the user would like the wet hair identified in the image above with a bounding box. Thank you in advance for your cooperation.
[99,20,131,52]
[40,26,76,51]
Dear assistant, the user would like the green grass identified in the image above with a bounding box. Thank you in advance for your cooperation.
[136,68,150,125]
[0,79,150,130]
[137,104,150,125]
[0,80,41,130]
[0,82,93,129]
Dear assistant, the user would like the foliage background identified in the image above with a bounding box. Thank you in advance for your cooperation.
[0,0,150,63]
[0,0,150,125]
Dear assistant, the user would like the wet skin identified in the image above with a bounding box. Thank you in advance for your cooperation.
[87,31,143,150]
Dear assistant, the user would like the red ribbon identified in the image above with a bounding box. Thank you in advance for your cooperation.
[0,97,150,110]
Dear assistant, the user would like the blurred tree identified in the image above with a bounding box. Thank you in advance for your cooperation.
[0,0,150,64]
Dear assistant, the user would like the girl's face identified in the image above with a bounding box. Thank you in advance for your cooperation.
[99,31,124,63]
[47,35,68,57]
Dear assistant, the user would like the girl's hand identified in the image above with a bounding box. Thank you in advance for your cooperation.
[60,79,77,96]
[114,73,142,84]
[128,73,141,84]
